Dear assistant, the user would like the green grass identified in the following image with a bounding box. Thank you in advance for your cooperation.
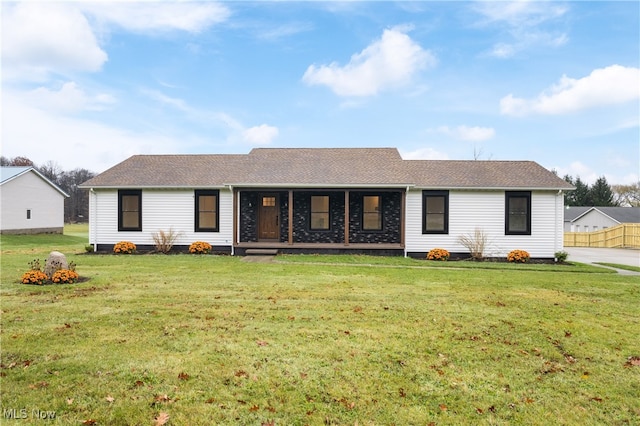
[595,262,640,273]
[1,228,639,425]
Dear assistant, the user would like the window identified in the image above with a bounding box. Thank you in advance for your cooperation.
[26,209,31,220]
[118,190,142,231]
[195,190,219,232]
[505,191,531,235]
[262,196,276,207]
[363,195,382,231]
[423,191,448,234]
[310,195,330,230]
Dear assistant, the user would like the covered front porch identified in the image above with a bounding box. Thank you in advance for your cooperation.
[232,188,406,255]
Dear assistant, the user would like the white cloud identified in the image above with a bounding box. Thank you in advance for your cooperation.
[81,2,230,34]
[474,1,568,27]
[501,65,640,116]
[26,82,116,113]
[554,160,640,185]
[436,125,496,142]
[400,147,449,160]
[302,27,435,97]
[1,92,180,173]
[474,1,569,58]
[1,2,108,81]
[242,125,279,145]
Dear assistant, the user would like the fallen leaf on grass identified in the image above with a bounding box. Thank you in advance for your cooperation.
[249,405,260,412]
[66,398,74,405]
[82,420,97,425]
[154,412,170,426]
[261,420,275,426]
[439,404,448,411]
[257,340,268,347]
[624,356,640,367]
[29,381,48,389]
[178,372,190,380]
[105,395,115,403]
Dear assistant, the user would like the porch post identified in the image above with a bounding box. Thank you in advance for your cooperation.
[344,190,350,246]
[288,190,293,245]
[232,188,238,248]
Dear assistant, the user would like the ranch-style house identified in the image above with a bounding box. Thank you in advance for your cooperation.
[79,148,574,259]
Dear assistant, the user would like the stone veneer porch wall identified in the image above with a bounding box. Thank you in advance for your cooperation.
[239,190,402,245]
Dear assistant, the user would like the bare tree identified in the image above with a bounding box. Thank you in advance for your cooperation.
[612,182,640,207]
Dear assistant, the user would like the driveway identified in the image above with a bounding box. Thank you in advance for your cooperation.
[565,247,640,275]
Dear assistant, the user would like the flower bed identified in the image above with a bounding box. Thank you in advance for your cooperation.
[427,248,450,261]
[189,241,212,254]
[113,241,136,254]
[507,249,530,263]
[21,259,80,285]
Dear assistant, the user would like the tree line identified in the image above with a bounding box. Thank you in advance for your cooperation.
[562,175,639,207]
[1,156,95,223]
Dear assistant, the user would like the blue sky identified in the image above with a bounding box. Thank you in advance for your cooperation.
[2,1,638,184]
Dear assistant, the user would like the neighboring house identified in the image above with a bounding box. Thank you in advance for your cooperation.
[563,206,590,232]
[565,206,640,232]
[79,148,573,259]
[1,167,69,234]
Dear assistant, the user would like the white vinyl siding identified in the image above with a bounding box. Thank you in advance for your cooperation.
[1,171,66,232]
[405,189,564,258]
[89,188,233,247]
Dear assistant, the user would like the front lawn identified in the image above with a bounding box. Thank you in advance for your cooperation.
[1,231,639,425]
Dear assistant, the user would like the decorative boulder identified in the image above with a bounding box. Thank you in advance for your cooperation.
[44,251,68,278]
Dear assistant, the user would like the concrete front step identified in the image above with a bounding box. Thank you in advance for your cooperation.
[245,249,279,256]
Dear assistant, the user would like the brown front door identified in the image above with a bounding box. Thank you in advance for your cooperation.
[258,194,279,240]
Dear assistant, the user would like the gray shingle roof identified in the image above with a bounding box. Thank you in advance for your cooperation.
[80,148,573,190]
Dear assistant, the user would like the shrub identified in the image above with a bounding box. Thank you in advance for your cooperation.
[52,269,79,284]
[189,241,212,254]
[427,248,450,261]
[507,249,530,263]
[152,228,180,254]
[555,250,569,263]
[457,228,489,261]
[114,241,136,254]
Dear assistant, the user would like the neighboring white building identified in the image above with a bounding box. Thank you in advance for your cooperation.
[80,148,574,259]
[0,167,69,234]
[565,206,640,232]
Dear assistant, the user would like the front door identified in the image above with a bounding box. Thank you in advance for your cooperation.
[258,194,279,240]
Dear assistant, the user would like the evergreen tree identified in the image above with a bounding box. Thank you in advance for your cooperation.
[563,175,576,206]
[589,176,617,206]
[572,177,591,206]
